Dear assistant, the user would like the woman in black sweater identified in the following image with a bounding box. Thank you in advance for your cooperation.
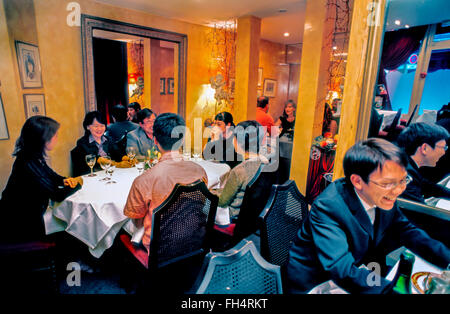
[0,116,82,243]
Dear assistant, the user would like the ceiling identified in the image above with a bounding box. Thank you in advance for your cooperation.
[94,0,450,44]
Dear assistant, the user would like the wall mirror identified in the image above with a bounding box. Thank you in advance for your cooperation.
[366,0,450,139]
[81,15,187,121]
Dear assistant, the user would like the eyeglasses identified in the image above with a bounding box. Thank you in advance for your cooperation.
[369,175,412,190]
[435,144,448,151]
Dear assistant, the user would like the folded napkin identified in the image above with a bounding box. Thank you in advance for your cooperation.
[215,206,230,226]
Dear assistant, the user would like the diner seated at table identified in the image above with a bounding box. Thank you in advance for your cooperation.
[286,138,450,294]
[217,120,268,219]
[124,113,208,252]
[126,108,159,157]
[203,111,242,169]
[71,111,132,176]
[420,105,450,183]
[107,104,138,142]
[127,102,141,123]
[275,99,296,139]
[396,122,450,204]
[0,116,82,243]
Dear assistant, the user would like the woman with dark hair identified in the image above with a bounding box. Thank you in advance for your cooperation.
[71,111,132,176]
[275,100,296,138]
[217,120,267,218]
[203,111,242,169]
[0,116,82,242]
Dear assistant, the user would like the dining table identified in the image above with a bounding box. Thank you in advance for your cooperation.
[43,159,230,258]
[308,249,445,294]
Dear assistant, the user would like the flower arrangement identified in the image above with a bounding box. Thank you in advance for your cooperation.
[312,133,339,153]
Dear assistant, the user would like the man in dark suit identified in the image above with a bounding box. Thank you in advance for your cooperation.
[396,122,450,203]
[286,138,450,294]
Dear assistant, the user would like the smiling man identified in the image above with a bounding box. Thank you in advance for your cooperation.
[286,138,450,294]
[396,122,450,203]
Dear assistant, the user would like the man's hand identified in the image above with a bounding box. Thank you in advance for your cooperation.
[64,176,83,188]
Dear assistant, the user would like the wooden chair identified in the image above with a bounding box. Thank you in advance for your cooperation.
[119,179,218,293]
[191,238,283,294]
[259,180,308,267]
[213,164,277,250]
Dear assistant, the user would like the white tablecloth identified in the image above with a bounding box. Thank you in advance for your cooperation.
[44,160,230,258]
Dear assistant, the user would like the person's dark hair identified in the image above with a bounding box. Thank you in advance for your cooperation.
[282,99,297,118]
[257,96,269,108]
[13,115,60,158]
[83,111,106,136]
[112,105,128,122]
[234,120,263,154]
[128,102,141,111]
[396,122,449,156]
[343,138,408,183]
[153,113,185,151]
[214,111,235,127]
[204,118,213,128]
[136,108,156,124]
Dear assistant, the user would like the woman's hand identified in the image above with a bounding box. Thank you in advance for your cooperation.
[64,176,83,188]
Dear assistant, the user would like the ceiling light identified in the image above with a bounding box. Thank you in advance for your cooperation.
[332,46,338,50]
[395,20,401,25]
[284,32,290,37]
[405,25,410,28]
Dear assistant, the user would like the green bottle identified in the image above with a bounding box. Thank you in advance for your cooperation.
[392,252,415,294]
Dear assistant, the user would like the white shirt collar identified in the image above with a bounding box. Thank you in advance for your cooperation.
[354,188,376,225]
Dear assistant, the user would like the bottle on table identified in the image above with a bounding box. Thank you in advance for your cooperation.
[391,252,415,294]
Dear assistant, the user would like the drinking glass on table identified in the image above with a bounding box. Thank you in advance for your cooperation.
[106,165,117,184]
[136,155,145,174]
[99,156,112,181]
[126,146,137,165]
[85,154,97,177]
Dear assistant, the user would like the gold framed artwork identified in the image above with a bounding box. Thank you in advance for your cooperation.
[167,78,174,94]
[0,93,9,140]
[160,78,166,95]
[23,94,46,118]
[15,41,43,89]
[263,79,277,97]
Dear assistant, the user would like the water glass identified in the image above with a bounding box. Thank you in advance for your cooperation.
[85,154,97,177]
[106,165,117,184]
[99,156,111,181]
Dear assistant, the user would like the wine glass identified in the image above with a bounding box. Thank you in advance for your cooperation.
[126,147,137,166]
[106,165,117,184]
[85,154,97,177]
[136,155,145,174]
[99,156,111,181]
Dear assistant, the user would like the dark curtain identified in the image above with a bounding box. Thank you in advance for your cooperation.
[93,38,128,125]
[378,26,427,110]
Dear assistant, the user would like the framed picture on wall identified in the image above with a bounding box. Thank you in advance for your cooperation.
[23,94,46,118]
[160,78,166,95]
[263,79,277,97]
[15,41,43,89]
[167,78,174,94]
[0,93,9,140]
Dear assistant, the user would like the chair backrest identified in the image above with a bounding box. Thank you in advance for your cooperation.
[259,180,308,267]
[193,239,283,294]
[108,131,128,161]
[368,107,384,138]
[233,164,277,240]
[149,180,218,269]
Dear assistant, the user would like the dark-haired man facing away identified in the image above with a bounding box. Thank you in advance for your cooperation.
[286,138,450,294]
[124,113,207,252]
[396,122,450,203]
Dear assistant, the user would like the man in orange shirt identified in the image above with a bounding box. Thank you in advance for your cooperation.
[255,96,275,136]
[124,113,208,252]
